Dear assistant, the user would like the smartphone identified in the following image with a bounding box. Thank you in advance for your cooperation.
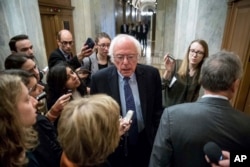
[124,110,134,122]
[36,92,46,101]
[67,89,72,93]
[67,89,73,101]
[84,38,95,49]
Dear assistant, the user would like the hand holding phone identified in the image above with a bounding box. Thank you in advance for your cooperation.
[167,54,175,62]
[67,89,73,94]
[66,89,73,101]
[84,38,95,49]
[124,110,134,122]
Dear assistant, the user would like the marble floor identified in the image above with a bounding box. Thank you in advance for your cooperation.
[138,40,165,76]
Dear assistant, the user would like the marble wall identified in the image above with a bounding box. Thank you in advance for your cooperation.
[0,0,228,71]
[155,0,228,59]
[0,0,47,70]
[0,0,116,71]
[72,0,116,53]
[154,0,177,57]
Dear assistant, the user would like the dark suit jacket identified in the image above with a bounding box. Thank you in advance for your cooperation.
[150,97,250,167]
[91,64,163,167]
[48,48,81,70]
[33,114,62,167]
[120,24,129,34]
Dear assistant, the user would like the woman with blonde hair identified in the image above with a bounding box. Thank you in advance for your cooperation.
[162,39,209,107]
[0,74,38,167]
[58,94,129,167]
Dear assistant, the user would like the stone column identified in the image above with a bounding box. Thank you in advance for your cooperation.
[154,0,227,59]
[154,0,177,57]
[174,0,228,58]
[72,0,116,50]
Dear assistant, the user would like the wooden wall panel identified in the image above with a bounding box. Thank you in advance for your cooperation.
[221,0,250,114]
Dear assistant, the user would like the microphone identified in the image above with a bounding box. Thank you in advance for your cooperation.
[203,141,223,164]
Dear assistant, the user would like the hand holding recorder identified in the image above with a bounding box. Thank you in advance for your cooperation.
[119,110,134,136]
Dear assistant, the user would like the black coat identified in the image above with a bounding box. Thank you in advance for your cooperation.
[48,48,81,70]
[91,64,163,167]
[33,114,62,167]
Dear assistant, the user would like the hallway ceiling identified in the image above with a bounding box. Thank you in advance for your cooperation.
[124,0,157,13]
[136,0,157,12]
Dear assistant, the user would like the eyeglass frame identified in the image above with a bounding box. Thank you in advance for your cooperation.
[114,54,138,62]
[189,49,204,56]
[60,41,74,46]
[97,43,111,49]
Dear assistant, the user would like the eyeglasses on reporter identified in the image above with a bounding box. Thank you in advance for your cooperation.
[60,41,74,46]
[97,43,110,49]
[189,49,204,56]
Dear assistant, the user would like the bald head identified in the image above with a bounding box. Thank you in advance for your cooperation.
[57,29,72,41]
[57,29,74,54]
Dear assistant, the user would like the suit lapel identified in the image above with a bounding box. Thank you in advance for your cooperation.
[108,67,121,105]
[135,65,147,119]
[57,48,72,61]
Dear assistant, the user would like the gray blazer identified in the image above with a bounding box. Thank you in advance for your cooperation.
[81,52,113,75]
[150,97,250,167]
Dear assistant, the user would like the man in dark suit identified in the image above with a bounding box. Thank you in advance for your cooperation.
[149,51,250,167]
[136,21,143,44]
[48,29,92,70]
[141,21,148,48]
[120,23,129,34]
[91,34,163,167]
[8,34,47,91]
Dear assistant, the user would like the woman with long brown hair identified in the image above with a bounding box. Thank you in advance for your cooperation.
[0,74,38,167]
[162,39,209,107]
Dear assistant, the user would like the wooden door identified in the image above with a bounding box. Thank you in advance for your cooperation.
[221,0,250,114]
[40,14,58,60]
[243,62,250,113]
[39,0,75,60]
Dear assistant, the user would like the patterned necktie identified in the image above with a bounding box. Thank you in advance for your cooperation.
[124,77,138,144]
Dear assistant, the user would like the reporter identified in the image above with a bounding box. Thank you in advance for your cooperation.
[58,94,122,167]
[2,69,63,167]
[162,39,209,107]
[48,29,93,70]
[0,74,38,167]
[46,62,87,126]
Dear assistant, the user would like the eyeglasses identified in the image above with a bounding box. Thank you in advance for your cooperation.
[98,43,110,49]
[60,41,74,46]
[114,55,137,62]
[189,49,204,56]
